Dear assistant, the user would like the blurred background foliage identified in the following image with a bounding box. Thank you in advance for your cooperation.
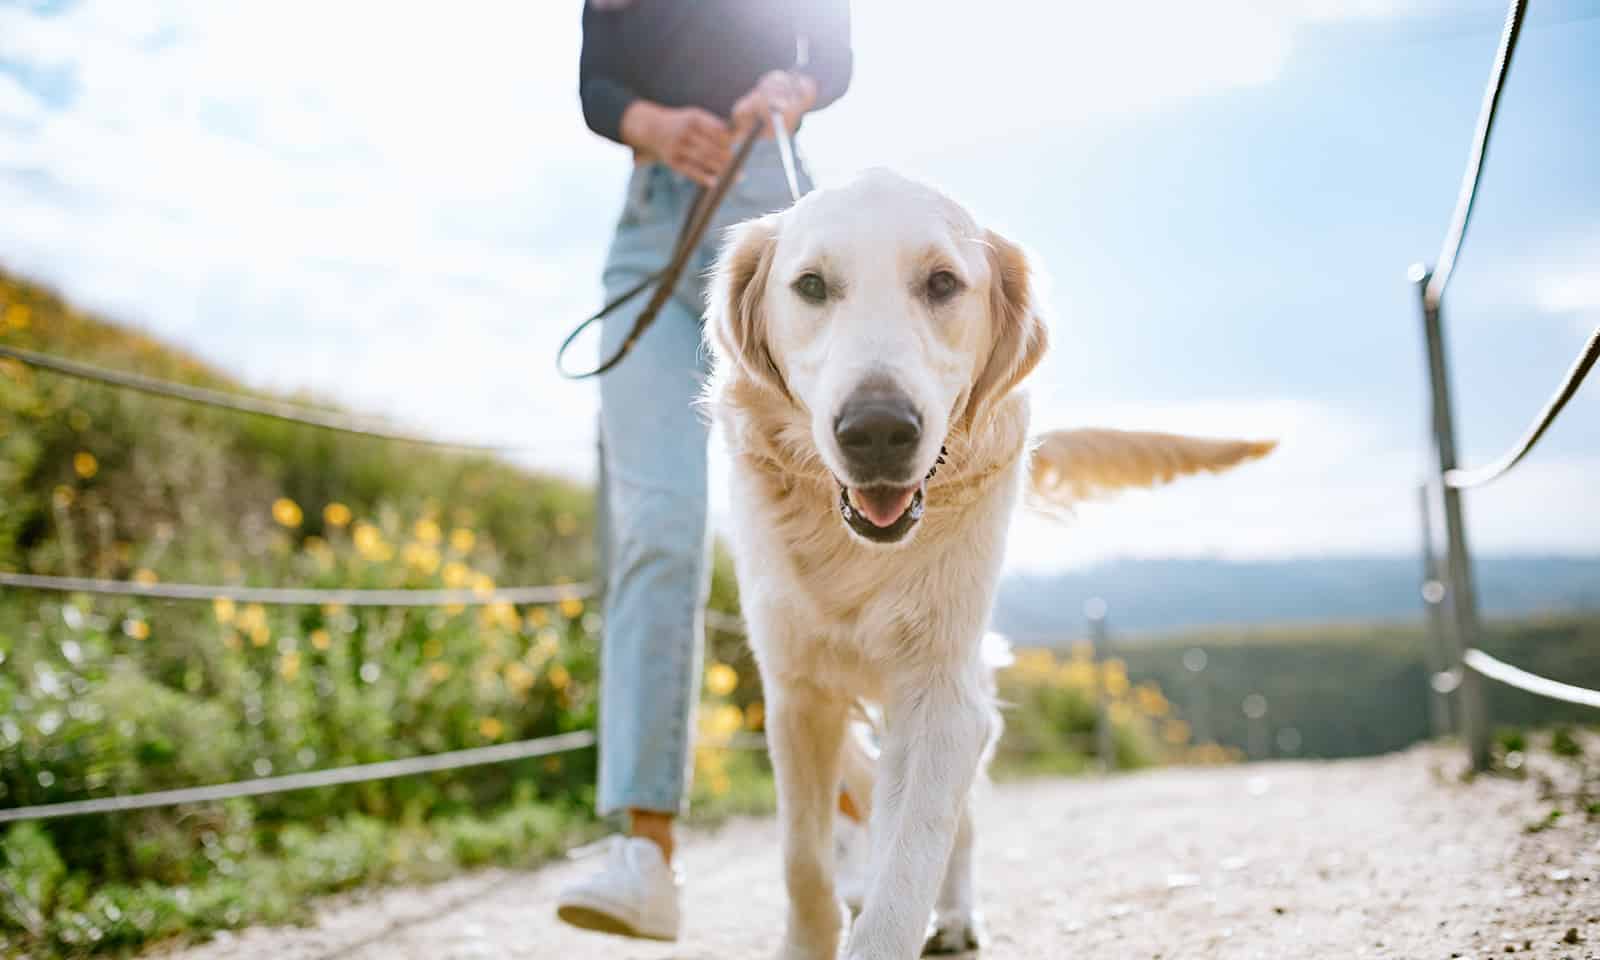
[0,269,1184,956]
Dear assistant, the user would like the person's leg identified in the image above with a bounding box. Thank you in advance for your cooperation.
[594,166,713,855]
[557,165,709,942]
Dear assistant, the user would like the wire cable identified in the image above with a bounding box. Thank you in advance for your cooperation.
[0,731,597,824]
[1463,648,1600,709]
[1423,0,1526,310]
[1446,322,1600,488]
[0,344,513,452]
[0,571,590,607]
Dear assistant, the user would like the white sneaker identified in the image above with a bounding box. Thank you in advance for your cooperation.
[555,836,682,941]
[834,811,870,916]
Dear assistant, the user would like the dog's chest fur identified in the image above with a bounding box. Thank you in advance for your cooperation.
[715,381,1032,673]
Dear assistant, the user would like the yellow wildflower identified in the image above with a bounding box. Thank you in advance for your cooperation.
[213,597,237,624]
[428,661,453,683]
[448,527,476,554]
[353,523,383,559]
[505,661,535,693]
[3,303,31,329]
[471,572,496,599]
[413,518,442,546]
[1102,659,1129,698]
[123,618,150,640]
[442,561,471,588]
[526,605,549,628]
[547,663,571,690]
[705,662,738,697]
[710,704,743,741]
[310,628,331,651]
[271,498,302,528]
[279,651,301,681]
[73,452,98,479]
[1134,684,1169,717]
[237,603,267,634]
[132,568,159,585]
[323,502,352,527]
[478,717,504,740]
[251,623,270,647]
[559,596,584,619]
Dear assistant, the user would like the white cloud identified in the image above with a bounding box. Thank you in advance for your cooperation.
[1533,254,1600,338]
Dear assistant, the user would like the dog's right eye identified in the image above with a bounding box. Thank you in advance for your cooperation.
[793,272,828,304]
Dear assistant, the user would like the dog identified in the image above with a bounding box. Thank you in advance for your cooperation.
[704,169,1273,960]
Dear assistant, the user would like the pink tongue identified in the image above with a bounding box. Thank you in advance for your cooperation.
[853,486,917,528]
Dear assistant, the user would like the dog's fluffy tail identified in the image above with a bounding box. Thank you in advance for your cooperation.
[1027,428,1276,512]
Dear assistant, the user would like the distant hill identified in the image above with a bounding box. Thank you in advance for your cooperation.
[993,555,1600,642]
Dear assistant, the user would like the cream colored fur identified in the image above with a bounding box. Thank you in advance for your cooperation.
[703,169,1271,960]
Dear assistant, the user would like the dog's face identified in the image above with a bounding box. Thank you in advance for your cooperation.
[709,169,1047,546]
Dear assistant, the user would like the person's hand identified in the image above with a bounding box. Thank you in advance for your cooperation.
[731,70,817,141]
[621,102,733,187]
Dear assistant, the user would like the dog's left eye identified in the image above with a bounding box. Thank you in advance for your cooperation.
[927,270,961,302]
[793,272,828,304]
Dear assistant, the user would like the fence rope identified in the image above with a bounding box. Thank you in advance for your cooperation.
[1445,322,1600,488]
[0,344,513,452]
[1423,0,1526,311]
[0,571,592,607]
[1462,648,1600,709]
[0,731,597,824]
[0,731,774,824]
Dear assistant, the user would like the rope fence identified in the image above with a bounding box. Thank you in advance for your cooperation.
[0,730,774,825]
[0,344,515,452]
[0,571,591,608]
[1412,0,1599,773]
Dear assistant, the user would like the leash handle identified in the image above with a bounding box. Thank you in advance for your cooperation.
[556,131,762,381]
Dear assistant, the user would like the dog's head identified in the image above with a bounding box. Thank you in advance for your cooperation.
[707,169,1047,546]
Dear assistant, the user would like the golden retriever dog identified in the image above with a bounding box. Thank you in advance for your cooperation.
[704,169,1272,960]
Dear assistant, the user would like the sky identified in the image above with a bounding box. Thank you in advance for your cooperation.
[0,0,1596,573]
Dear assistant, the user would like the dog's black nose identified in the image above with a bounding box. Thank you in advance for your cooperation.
[834,385,922,480]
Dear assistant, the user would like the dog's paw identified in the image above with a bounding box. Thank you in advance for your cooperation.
[922,910,986,955]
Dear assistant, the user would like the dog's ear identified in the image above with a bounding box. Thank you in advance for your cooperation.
[962,229,1048,427]
[708,213,788,398]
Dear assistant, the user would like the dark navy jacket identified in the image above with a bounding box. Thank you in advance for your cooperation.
[579,0,853,144]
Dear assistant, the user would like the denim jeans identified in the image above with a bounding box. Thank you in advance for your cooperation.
[595,139,811,816]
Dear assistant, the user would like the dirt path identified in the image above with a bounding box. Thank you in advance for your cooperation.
[157,746,1598,959]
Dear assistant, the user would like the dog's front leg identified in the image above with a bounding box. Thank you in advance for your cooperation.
[845,672,992,960]
[768,683,851,960]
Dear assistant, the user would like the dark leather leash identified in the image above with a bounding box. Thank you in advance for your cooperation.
[556,130,764,380]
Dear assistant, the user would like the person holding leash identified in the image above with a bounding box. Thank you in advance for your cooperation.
[557,0,854,942]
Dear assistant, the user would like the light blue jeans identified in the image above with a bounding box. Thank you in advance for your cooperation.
[595,139,811,816]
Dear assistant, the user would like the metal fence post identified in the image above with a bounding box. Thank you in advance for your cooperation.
[1417,482,1455,738]
[1415,270,1491,771]
[1086,598,1116,772]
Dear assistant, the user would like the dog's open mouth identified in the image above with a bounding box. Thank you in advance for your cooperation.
[838,482,925,543]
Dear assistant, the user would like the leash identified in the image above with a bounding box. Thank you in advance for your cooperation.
[556,111,805,380]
